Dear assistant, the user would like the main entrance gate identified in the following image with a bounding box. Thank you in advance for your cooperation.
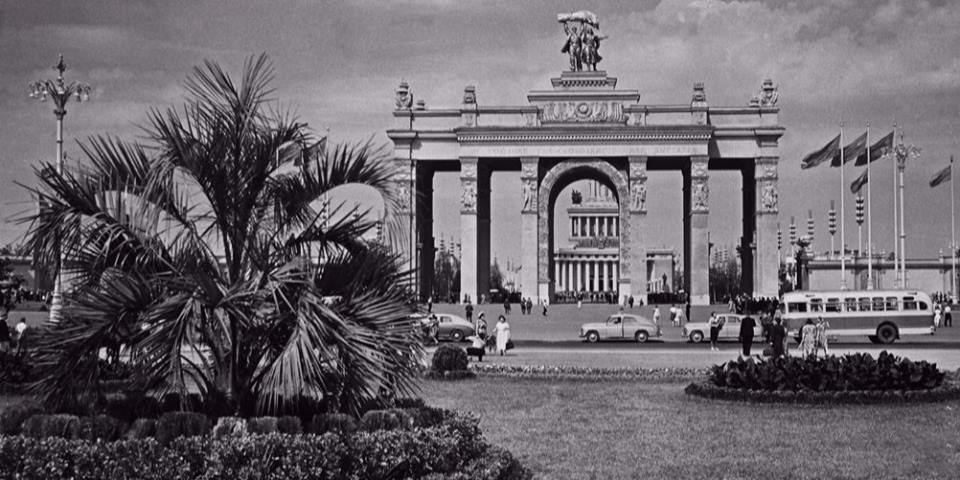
[387,21,784,305]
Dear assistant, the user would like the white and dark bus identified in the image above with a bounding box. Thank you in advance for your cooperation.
[779,290,935,344]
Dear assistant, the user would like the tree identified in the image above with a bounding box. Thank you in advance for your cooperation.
[22,54,422,416]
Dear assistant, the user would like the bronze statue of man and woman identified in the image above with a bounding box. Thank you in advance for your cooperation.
[559,11,605,72]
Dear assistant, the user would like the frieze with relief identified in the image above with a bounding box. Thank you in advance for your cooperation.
[691,159,708,178]
[692,178,709,212]
[760,182,778,213]
[539,101,625,123]
[461,182,477,213]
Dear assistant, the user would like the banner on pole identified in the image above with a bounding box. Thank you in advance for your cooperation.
[854,131,894,166]
[931,162,952,188]
[851,169,869,194]
[800,134,841,169]
[835,131,867,167]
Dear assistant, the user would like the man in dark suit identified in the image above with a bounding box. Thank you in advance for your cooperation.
[739,315,757,356]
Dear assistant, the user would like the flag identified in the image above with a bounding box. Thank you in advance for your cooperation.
[800,134,841,169]
[930,163,951,188]
[853,131,894,166]
[850,169,869,194]
[833,131,867,167]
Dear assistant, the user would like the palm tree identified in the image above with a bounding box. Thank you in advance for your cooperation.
[22,54,422,416]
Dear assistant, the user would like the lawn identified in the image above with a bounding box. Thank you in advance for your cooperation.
[421,376,960,479]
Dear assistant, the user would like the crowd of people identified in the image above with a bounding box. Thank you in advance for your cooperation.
[726,294,780,316]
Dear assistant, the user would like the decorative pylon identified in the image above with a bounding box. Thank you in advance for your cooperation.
[827,201,838,259]
[855,195,865,258]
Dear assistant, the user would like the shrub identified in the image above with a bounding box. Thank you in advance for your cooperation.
[21,414,81,439]
[74,414,126,441]
[155,412,212,445]
[0,402,45,435]
[358,409,409,431]
[0,351,34,386]
[212,416,248,438]
[247,416,278,434]
[407,406,447,428]
[432,344,468,373]
[311,413,358,435]
[708,351,945,392]
[277,415,303,435]
[125,418,156,439]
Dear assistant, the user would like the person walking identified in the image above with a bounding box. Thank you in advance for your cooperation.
[577,292,582,309]
[628,296,635,309]
[541,297,549,316]
[652,306,661,325]
[739,315,756,356]
[708,312,723,351]
[15,318,27,355]
[669,305,677,327]
[503,299,511,315]
[934,304,942,330]
[676,306,685,327]
[465,302,474,323]
[427,296,433,313]
[494,315,511,356]
[798,319,817,357]
[769,317,787,358]
[466,334,485,362]
[814,316,830,357]
[946,303,953,327]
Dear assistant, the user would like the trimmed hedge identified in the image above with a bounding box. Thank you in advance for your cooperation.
[468,364,706,381]
[708,352,945,392]
[155,412,212,445]
[0,412,532,480]
[432,344,469,373]
[685,381,960,404]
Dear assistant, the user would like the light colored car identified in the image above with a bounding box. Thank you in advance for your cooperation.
[579,314,662,343]
[683,313,763,343]
[426,313,476,342]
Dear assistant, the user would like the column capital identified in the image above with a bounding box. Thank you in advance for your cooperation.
[690,155,709,179]
[520,156,538,179]
[460,157,478,180]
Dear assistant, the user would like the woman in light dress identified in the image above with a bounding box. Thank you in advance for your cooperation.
[813,316,830,357]
[494,315,511,356]
[798,319,817,357]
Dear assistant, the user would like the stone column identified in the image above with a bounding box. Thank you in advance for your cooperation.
[613,262,619,294]
[685,155,710,305]
[393,157,416,284]
[741,163,756,295]
[624,156,649,303]
[755,156,780,297]
[459,157,490,303]
[520,157,539,301]
[554,262,561,290]
[602,260,609,292]
[576,260,582,292]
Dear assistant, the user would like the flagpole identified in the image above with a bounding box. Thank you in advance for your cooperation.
[898,130,907,287]
[892,121,899,287]
[951,156,956,301]
[866,124,873,290]
[840,122,847,289]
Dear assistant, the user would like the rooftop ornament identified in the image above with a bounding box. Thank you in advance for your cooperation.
[558,10,606,72]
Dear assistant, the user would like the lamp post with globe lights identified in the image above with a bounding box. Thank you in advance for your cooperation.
[28,54,92,322]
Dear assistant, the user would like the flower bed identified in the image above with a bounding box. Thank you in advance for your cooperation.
[0,411,532,480]
[685,351,960,404]
[468,364,706,381]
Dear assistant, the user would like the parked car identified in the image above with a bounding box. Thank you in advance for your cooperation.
[682,313,763,343]
[423,313,475,342]
[579,314,662,343]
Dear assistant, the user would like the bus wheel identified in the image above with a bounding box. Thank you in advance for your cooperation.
[876,324,898,344]
[867,335,880,344]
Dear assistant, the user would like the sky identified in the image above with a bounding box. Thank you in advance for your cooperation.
[1,0,959,267]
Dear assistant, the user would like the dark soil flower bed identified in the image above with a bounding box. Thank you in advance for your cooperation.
[684,380,960,404]
[468,364,707,381]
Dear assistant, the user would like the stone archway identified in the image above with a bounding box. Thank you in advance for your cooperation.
[537,159,631,300]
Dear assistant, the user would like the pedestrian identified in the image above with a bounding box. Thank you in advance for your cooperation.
[934,304,942,330]
[476,312,487,340]
[0,320,10,353]
[946,303,953,327]
[466,334,485,362]
[684,303,691,326]
[675,306,685,327]
[798,319,816,357]
[577,292,582,309]
[652,306,661,325]
[669,304,677,326]
[465,302,474,323]
[728,297,735,313]
[427,296,433,313]
[494,315,511,356]
[15,318,27,354]
[628,296,635,309]
[428,315,440,345]
[769,317,787,358]
[526,297,533,315]
[708,312,723,351]
[739,314,756,356]
[503,299,511,315]
[814,316,830,357]
[541,297,548,316]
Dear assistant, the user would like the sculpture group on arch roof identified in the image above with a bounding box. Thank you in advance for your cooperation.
[559,11,605,72]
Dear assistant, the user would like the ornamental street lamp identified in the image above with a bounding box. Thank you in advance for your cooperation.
[827,201,837,260]
[28,54,92,322]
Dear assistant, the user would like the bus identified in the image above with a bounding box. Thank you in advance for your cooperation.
[779,290,935,344]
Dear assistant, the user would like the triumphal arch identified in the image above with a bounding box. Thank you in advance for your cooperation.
[387,11,784,305]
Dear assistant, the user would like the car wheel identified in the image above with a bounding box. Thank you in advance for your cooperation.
[635,331,649,343]
[586,331,599,343]
[876,324,898,344]
[689,331,704,343]
[450,330,464,342]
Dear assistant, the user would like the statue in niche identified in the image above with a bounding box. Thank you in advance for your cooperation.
[761,183,778,211]
[461,183,477,211]
[693,180,709,210]
[521,180,536,212]
[631,182,646,212]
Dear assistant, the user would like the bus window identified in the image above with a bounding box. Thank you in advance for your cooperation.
[810,298,824,312]
[903,297,918,310]
[885,297,899,311]
[788,302,807,313]
[826,298,842,312]
[845,298,858,312]
[873,297,885,311]
[859,298,872,311]
[919,301,929,310]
